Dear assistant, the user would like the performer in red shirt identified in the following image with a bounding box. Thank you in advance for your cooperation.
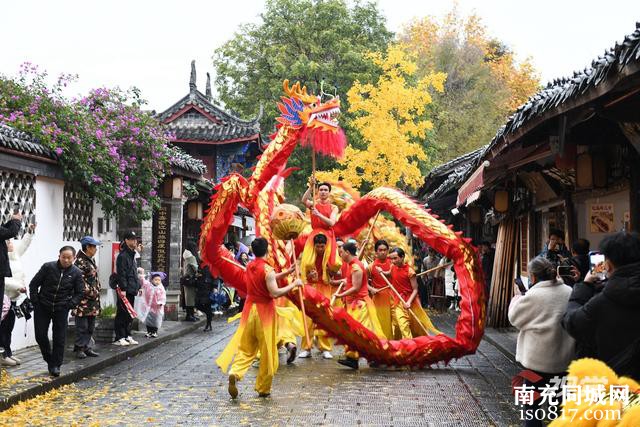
[378,247,441,338]
[334,241,383,369]
[217,237,301,398]
[368,239,393,339]
[300,181,341,285]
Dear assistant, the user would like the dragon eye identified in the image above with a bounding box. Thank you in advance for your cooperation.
[310,103,317,108]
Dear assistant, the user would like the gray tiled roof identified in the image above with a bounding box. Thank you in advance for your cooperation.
[491,22,640,147]
[168,145,206,176]
[0,123,56,160]
[426,148,485,202]
[157,90,261,143]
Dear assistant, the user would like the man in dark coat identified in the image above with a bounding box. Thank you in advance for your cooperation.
[113,231,140,346]
[478,242,495,297]
[73,236,102,358]
[29,246,84,376]
[562,232,640,376]
[1,212,22,299]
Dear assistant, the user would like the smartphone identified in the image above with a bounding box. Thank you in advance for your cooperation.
[557,265,573,277]
[514,277,527,294]
[589,251,606,280]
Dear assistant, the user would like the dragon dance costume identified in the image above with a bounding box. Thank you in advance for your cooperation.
[217,258,278,395]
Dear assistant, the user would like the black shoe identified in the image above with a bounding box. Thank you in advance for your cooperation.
[84,348,100,357]
[203,324,212,332]
[258,392,271,398]
[337,357,359,370]
[286,343,297,365]
[49,366,61,377]
[75,350,87,359]
[228,374,239,399]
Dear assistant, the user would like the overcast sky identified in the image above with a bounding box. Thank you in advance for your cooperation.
[2,0,639,112]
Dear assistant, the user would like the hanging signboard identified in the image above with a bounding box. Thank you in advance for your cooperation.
[589,203,614,233]
[152,203,171,273]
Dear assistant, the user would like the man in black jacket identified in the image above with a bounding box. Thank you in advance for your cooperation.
[562,232,640,375]
[1,212,22,298]
[113,231,140,346]
[29,246,83,376]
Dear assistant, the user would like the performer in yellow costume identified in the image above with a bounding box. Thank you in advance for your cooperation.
[367,239,393,339]
[217,238,302,398]
[334,241,384,370]
[378,247,441,338]
[298,233,335,359]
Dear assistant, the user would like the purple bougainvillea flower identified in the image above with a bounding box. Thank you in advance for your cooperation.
[54,147,63,155]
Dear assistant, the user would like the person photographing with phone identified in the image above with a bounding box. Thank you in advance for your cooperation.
[1,206,22,303]
[562,232,640,379]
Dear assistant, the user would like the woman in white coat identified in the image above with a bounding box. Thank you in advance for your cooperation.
[1,224,35,366]
[508,256,575,427]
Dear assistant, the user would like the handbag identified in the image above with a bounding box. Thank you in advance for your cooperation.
[19,297,33,320]
[109,272,119,290]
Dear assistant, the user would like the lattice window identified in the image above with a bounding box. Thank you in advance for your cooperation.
[0,169,36,238]
[63,185,93,241]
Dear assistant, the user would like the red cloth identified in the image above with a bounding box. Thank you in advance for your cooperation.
[370,258,392,289]
[391,263,415,301]
[311,202,333,230]
[345,258,369,304]
[246,258,273,304]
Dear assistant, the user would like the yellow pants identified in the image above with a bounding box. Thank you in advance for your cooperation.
[372,290,393,339]
[409,299,441,336]
[228,305,278,395]
[303,282,333,351]
[391,302,413,339]
[344,300,375,360]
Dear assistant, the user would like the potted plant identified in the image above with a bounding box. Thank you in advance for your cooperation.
[95,305,117,343]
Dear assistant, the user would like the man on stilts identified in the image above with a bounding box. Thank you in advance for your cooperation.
[216,237,302,398]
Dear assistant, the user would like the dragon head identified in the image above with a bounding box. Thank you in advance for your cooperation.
[276,80,346,158]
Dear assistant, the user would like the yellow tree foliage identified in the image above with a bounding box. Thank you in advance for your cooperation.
[400,8,540,161]
[321,45,445,191]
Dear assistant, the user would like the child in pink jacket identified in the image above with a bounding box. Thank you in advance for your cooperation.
[139,272,167,338]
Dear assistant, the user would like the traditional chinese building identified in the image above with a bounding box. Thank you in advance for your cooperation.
[155,61,263,251]
[423,23,640,327]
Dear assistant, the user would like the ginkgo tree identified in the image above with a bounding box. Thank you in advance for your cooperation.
[319,45,445,192]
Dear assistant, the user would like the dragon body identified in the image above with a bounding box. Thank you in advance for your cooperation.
[200,81,485,367]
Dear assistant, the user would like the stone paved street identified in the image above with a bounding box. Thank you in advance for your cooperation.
[1,314,522,426]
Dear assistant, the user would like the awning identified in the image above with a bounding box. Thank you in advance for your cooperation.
[457,161,489,207]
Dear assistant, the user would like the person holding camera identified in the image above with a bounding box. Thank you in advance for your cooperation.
[562,232,640,378]
[1,223,36,366]
[113,231,141,346]
[1,211,22,304]
[509,256,574,427]
[29,246,84,377]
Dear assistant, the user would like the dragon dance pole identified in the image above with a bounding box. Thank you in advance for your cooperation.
[377,270,431,336]
[416,262,452,278]
[290,239,312,349]
[330,282,344,306]
[311,150,317,207]
[357,210,381,260]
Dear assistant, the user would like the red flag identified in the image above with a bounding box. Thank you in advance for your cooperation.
[116,287,137,319]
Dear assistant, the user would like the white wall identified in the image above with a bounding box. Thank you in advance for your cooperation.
[10,178,119,351]
[576,187,630,250]
[11,176,66,350]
